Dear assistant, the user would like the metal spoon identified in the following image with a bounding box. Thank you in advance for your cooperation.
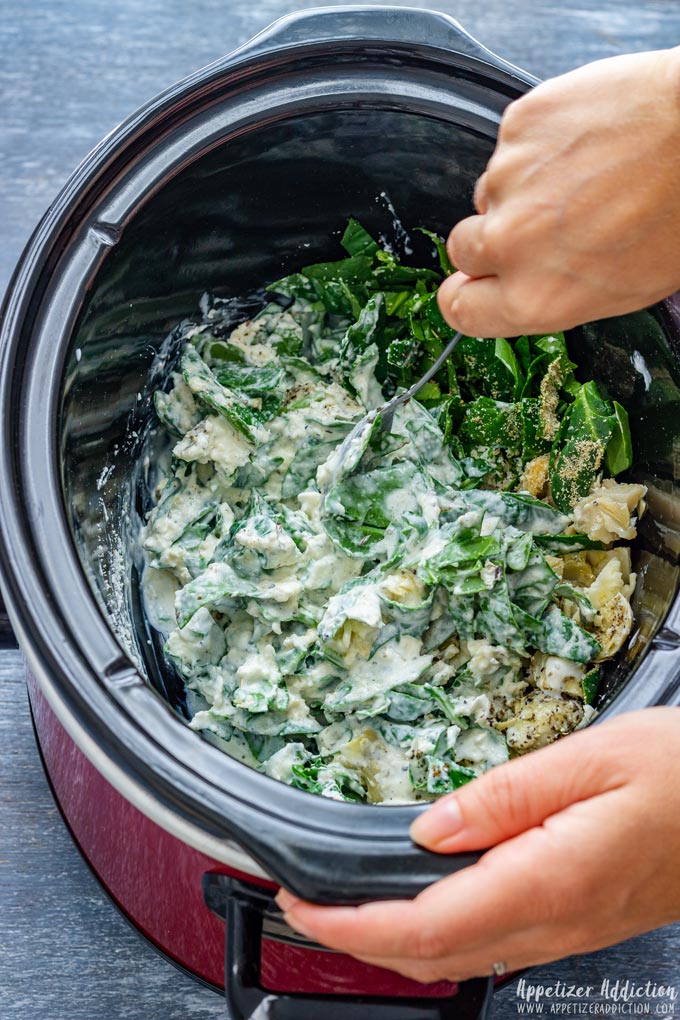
[324,329,463,492]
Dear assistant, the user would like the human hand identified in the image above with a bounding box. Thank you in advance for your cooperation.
[437,49,680,338]
[276,708,680,982]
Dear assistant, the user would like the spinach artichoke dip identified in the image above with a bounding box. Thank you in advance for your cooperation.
[141,219,646,804]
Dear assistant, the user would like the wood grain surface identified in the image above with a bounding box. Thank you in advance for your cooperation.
[1,2,679,1017]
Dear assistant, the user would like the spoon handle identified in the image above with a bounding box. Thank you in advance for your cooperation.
[381,329,463,431]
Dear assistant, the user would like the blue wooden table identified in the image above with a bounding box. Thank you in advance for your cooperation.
[1,2,679,1017]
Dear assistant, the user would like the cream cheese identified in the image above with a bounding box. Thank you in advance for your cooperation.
[140,247,641,803]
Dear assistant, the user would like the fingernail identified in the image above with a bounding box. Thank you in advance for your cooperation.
[410,796,464,848]
[283,911,313,938]
[275,889,299,912]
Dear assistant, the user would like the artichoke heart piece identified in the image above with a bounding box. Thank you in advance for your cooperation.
[506,691,585,752]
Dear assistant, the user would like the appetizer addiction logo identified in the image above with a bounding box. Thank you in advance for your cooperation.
[515,978,677,1015]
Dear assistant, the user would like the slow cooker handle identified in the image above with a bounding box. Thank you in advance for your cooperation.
[204,873,495,1020]
[227,4,530,79]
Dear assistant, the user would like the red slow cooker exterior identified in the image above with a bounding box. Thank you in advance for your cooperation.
[28,670,471,998]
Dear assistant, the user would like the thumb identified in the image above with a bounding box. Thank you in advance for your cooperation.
[409,724,624,853]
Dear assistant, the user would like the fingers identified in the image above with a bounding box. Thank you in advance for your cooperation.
[445,215,497,279]
[341,911,597,984]
[349,949,496,984]
[436,266,597,337]
[349,926,542,984]
[275,803,626,975]
[272,715,671,984]
[410,725,625,854]
[276,895,441,958]
[275,826,559,960]
[275,792,630,977]
[437,273,513,337]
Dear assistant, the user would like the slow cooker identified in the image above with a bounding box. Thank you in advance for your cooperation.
[2,6,680,1017]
